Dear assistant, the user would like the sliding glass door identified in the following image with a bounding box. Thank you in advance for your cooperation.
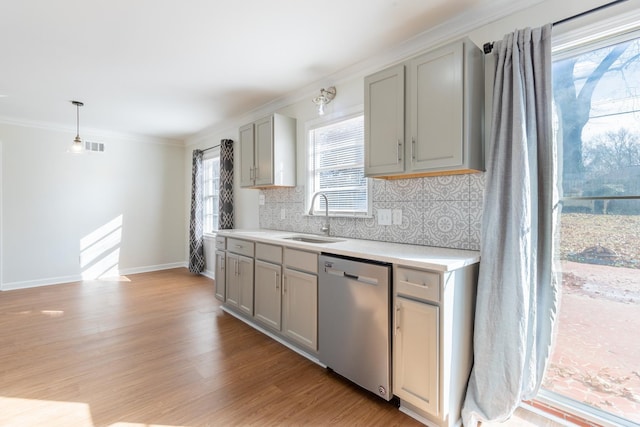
[544,29,640,426]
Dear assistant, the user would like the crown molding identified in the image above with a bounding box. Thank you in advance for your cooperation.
[0,115,185,147]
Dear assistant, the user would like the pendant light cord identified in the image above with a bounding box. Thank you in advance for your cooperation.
[76,103,80,138]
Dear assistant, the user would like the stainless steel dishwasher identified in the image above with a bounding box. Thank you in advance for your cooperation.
[318,253,392,401]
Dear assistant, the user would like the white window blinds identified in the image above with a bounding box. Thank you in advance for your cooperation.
[309,115,368,215]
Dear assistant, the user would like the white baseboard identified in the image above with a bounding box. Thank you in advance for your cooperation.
[201,269,215,280]
[117,262,187,276]
[1,274,84,291]
[1,261,188,291]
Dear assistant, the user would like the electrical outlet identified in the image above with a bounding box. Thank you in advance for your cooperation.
[392,209,402,225]
[280,208,286,220]
[377,209,392,225]
[259,194,265,205]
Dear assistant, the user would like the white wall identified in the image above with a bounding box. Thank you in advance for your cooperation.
[0,123,186,290]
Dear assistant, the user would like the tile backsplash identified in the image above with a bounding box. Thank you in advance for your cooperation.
[259,172,484,251]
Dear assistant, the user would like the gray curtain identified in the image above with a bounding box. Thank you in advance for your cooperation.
[189,149,205,274]
[462,24,559,426]
[218,139,234,229]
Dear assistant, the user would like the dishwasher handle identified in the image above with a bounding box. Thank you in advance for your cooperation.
[325,267,379,285]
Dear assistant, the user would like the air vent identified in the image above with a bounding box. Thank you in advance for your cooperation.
[84,141,104,152]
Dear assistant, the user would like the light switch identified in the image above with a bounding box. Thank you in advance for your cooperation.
[378,209,392,225]
[392,209,402,225]
[280,208,286,220]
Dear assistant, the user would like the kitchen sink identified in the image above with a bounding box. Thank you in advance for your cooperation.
[283,235,345,244]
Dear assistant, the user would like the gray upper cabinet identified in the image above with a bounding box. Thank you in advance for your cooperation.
[365,38,484,178]
[239,123,255,187]
[239,113,296,188]
[364,64,405,176]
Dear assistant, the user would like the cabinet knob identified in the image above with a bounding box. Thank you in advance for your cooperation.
[397,140,402,162]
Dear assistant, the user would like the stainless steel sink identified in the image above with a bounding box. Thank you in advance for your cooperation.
[283,235,344,244]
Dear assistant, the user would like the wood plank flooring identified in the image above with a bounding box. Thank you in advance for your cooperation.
[0,268,421,427]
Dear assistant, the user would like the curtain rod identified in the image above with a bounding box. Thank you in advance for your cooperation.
[201,144,219,152]
[483,0,630,54]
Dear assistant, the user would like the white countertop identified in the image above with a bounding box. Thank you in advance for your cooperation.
[215,229,480,272]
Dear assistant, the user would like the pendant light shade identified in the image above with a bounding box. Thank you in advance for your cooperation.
[68,100,85,154]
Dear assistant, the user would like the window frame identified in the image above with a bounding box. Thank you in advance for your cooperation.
[305,107,372,218]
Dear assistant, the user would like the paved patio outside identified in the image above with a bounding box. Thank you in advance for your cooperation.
[542,261,640,424]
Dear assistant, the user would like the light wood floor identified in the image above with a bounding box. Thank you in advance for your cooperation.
[0,268,423,427]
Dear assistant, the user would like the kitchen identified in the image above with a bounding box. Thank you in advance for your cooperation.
[1,0,638,426]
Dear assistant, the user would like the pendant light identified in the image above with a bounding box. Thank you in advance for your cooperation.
[68,100,85,154]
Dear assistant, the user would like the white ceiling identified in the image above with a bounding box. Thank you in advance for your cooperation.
[0,0,537,142]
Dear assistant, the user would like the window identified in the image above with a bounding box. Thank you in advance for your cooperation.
[542,27,640,426]
[203,155,220,234]
[308,114,369,216]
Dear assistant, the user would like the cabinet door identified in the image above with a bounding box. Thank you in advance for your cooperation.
[254,260,282,331]
[364,64,405,176]
[214,250,226,302]
[283,268,318,351]
[408,42,463,173]
[225,254,240,308]
[239,123,255,187]
[254,116,274,186]
[238,254,254,316]
[394,296,439,417]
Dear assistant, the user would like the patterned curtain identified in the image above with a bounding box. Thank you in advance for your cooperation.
[218,139,234,229]
[188,149,205,273]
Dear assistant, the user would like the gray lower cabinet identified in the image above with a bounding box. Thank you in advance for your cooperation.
[393,264,477,427]
[254,260,282,330]
[225,238,255,316]
[394,296,439,416]
[214,250,226,301]
[223,241,318,354]
[214,236,226,301]
[225,253,254,315]
[282,248,318,352]
[254,242,284,331]
[282,267,317,351]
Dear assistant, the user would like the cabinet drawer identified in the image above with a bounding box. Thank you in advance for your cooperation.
[256,243,282,264]
[227,238,254,257]
[215,236,226,250]
[395,267,440,303]
[284,248,318,274]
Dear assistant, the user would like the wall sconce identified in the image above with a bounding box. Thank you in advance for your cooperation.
[68,100,85,154]
[312,86,336,115]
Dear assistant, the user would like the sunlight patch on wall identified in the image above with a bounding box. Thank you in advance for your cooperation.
[80,215,123,280]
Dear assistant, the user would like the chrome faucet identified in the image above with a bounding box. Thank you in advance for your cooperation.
[308,192,330,236]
